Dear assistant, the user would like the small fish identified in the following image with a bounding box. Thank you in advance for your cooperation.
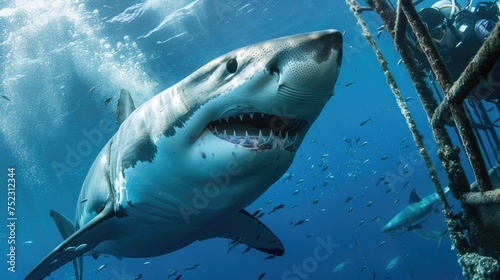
[257,272,266,280]
[405,97,413,102]
[75,244,87,251]
[377,25,385,31]
[96,263,107,274]
[397,58,403,66]
[104,97,112,106]
[359,141,368,147]
[345,196,354,203]
[381,155,388,160]
[379,241,387,246]
[268,204,285,214]
[370,215,380,222]
[144,261,151,265]
[174,275,183,280]
[88,86,96,93]
[487,107,495,112]
[293,189,300,195]
[184,264,199,271]
[333,261,352,272]
[296,179,304,184]
[1,94,11,102]
[321,165,329,172]
[294,219,310,227]
[306,233,313,238]
[252,208,262,216]
[22,241,33,246]
[64,246,76,252]
[385,188,392,194]
[257,212,265,218]
[385,256,400,271]
[361,265,368,272]
[366,201,373,207]
[312,199,319,204]
[348,207,353,213]
[135,274,143,280]
[363,159,370,164]
[168,269,178,278]
[342,30,347,35]
[358,220,365,227]
[377,30,383,38]
[345,81,355,87]
[360,117,371,126]
[242,246,252,255]
[319,208,326,212]
[321,153,329,158]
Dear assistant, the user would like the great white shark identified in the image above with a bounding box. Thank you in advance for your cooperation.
[26,30,343,279]
[381,187,450,238]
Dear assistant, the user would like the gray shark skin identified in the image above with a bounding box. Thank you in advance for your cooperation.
[26,30,343,280]
[381,187,450,235]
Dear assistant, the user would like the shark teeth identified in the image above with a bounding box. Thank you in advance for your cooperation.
[208,112,306,152]
[209,127,300,152]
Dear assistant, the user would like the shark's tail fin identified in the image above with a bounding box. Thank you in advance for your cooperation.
[50,210,82,280]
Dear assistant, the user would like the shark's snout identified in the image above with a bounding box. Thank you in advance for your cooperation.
[274,30,342,105]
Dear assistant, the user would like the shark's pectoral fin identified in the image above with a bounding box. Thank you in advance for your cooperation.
[199,210,285,256]
[411,227,439,240]
[25,201,116,280]
[50,210,82,280]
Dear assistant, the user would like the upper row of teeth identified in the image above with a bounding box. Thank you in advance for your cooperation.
[217,113,267,123]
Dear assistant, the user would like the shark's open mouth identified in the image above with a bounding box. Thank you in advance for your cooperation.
[208,113,307,152]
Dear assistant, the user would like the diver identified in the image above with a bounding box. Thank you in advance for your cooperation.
[407,0,499,81]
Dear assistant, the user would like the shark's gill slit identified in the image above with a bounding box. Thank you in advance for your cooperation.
[208,112,306,151]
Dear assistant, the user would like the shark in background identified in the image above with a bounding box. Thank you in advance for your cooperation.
[382,164,500,248]
[381,187,450,241]
[26,30,343,280]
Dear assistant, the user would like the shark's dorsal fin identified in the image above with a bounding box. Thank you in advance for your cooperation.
[50,210,82,280]
[409,189,421,204]
[199,210,284,256]
[116,89,136,124]
[50,210,75,239]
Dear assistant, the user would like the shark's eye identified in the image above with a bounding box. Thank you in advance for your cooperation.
[226,59,238,74]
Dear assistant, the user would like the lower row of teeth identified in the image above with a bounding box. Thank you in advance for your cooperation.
[210,126,299,150]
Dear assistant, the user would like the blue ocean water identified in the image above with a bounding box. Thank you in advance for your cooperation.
[0,0,475,279]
